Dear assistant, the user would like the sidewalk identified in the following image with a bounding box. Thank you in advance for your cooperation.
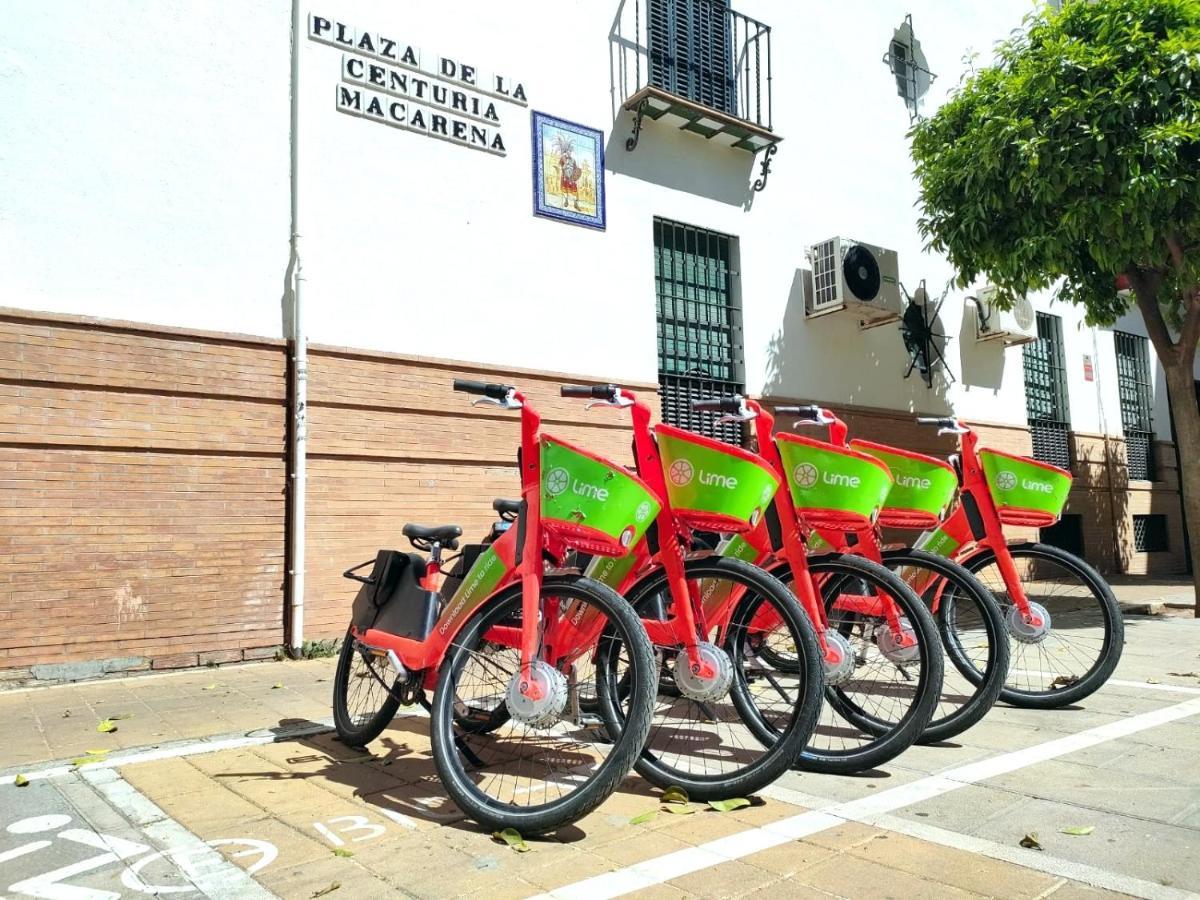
[0,657,338,771]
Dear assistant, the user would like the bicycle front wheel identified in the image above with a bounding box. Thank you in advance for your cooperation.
[430,575,657,835]
[603,557,825,801]
[780,553,944,775]
[962,542,1123,708]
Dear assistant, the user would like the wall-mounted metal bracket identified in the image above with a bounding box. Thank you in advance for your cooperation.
[625,98,650,152]
[752,143,778,193]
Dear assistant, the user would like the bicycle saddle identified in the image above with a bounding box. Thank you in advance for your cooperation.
[402,523,462,549]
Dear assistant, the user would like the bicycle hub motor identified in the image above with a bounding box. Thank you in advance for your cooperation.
[1007,601,1051,643]
[673,642,734,703]
[822,629,857,685]
[876,617,921,665]
[506,660,568,727]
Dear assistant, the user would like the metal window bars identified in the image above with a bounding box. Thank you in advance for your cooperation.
[1114,331,1156,481]
[1133,514,1168,553]
[1022,312,1072,469]
[654,218,744,445]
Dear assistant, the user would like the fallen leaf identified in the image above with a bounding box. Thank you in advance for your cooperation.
[661,786,689,806]
[202,683,218,691]
[331,848,353,858]
[84,749,110,756]
[272,683,284,690]
[96,719,118,734]
[14,774,29,787]
[491,827,531,852]
[629,809,658,825]
[1049,675,1079,690]
[1061,826,1094,836]
[61,710,71,718]
[1019,833,1043,851]
[312,882,341,898]
[72,755,109,767]
[1168,672,1200,678]
[707,798,751,813]
[1147,678,1161,684]
[660,804,696,815]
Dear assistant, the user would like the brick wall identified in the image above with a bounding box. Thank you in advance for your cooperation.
[1,311,1189,674]
[0,310,289,672]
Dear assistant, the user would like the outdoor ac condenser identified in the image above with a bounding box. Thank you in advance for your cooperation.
[973,286,1038,346]
[804,237,902,327]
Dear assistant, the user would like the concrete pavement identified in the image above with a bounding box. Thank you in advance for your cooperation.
[2,607,1200,898]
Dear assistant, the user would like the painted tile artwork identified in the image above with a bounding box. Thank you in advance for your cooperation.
[531,111,605,230]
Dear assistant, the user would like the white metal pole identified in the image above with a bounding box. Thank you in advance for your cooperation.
[288,0,307,655]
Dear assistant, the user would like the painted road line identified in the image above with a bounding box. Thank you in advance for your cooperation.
[81,767,278,899]
[1006,671,1200,696]
[759,784,1197,900]
[0,720,335,786]
[533,696,1200,900]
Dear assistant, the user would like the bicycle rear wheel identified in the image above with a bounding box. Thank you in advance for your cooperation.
[961,542,1122,708]
[332,631,403,747]
[774,553,944,774]
[430,575,657,835]
[880,548,1009,744]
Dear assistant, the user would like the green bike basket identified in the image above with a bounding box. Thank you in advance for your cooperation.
[540,434,662,557]
[850,440,959,530]
[979,448,1071,528]
[654,424,781,533]
[775,433,893,530]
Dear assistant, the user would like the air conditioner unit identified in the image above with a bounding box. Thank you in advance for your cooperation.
[973,286,1038,346]
[804,238,902,328]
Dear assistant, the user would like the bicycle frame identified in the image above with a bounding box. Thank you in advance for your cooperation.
[912,424,1042,627]
[349,389,561,698]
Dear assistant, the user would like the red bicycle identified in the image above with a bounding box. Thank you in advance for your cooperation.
[908,416,1123,707]
[331,380,658,834]
[553,383,826,800]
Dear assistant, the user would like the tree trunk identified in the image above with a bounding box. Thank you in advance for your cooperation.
[1161,362,1200,615]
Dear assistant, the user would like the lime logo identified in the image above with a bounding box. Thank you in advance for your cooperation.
[635,500,653,523]
[546,467,571,495]
[793,463,819,489]
[1022,478,1054,494]
[668,459,694,487]
[996,470,1017,491]
[895,473,931,490]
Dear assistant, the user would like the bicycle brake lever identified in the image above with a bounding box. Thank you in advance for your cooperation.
[585,397,634,411]
[472,396,523,410]
[716,412,754,424]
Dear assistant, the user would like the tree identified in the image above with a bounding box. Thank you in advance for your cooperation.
[910,0,1200,610]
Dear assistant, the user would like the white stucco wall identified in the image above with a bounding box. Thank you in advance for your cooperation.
[2,0,1182,437]
[0,1,291,337]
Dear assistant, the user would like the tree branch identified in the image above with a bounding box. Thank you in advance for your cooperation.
[1166,234,1186,272]
[1125,267,1179,367]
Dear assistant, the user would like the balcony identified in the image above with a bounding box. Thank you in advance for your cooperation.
[611,0,780,175]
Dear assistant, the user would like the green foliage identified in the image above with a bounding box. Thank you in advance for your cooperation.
[911,0,1200,328]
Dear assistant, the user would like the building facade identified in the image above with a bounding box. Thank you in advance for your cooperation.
[1,0,1195,676]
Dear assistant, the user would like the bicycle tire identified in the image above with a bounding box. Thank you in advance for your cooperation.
[774,553,944,774]
[332,631,403,747]
[880,547,1009,744]
[961,542,1123,708]
[605,556,824,800]
[430,575,657,835]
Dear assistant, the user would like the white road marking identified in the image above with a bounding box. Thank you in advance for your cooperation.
[1006,672,1200,696]
[80,768,277,899]
[760,784,1198,900]
[0,721,335,787]
[533,696,1200,900]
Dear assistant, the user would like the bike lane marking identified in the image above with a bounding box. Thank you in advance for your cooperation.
[532,695,1200,900]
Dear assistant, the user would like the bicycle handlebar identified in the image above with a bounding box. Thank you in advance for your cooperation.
[561,384,618,400]
[454,379,515,401]
[691,396,744,414]
[776,405,822,421]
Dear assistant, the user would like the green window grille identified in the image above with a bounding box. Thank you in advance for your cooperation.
[1114,331,1156,481]
[1022,312,1072,469]
[654,217,744,444]
[648,0,737,116]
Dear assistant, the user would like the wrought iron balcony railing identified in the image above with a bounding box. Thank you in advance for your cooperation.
[611,0,778,158]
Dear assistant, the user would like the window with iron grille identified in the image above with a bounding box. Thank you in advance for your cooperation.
[1115,331,1156,481]
[1022,312,1072,469]
[654,217,744,444]
[648,0,737,116]
[1133,514,1168,552]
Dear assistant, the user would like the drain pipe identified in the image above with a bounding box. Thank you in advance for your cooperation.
[287,0,308,656]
